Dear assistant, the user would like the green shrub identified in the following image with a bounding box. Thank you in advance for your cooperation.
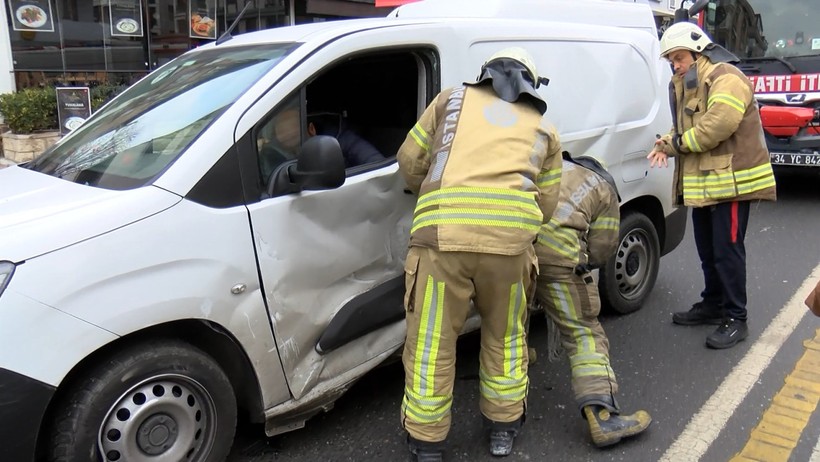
[91,84,126,111]
[0,87,58,134]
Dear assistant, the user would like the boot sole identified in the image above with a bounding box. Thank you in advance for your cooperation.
[706,333,748,349]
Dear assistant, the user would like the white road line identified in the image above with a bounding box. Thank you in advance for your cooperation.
[812,432,820,462]
[660,262,820,462]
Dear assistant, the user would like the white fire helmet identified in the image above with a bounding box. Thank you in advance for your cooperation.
[483,47,539,85]
[660,22,713,57]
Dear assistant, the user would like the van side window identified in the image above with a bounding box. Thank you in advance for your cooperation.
[256,94,302,186]
[304,51,432,170]
[252,49,437,193]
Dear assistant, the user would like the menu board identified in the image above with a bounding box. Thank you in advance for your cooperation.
[189,0,217,40]
[109,0,144,37]
[8,0,54,32]
[56,87,92,136]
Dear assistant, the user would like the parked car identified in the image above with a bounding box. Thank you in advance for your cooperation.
[0,0,685,460]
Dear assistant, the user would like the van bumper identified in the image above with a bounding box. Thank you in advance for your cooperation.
[662,206,688,256]
[0,368,55,461]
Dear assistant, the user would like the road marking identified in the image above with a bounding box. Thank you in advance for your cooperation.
[729,328,820,461]
[660,263,820,462]
[811,430,820,462]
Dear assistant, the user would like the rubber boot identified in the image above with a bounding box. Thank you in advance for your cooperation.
[583,405,652,448]
[484,416,522,457]
[407,436,444,462]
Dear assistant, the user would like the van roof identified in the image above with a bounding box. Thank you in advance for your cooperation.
[198,0,656,50]
[388,0,655,29]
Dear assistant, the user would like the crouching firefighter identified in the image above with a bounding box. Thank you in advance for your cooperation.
[396,47,563,461]
[534,153,652,447]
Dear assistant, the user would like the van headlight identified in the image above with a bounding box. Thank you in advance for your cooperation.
[0,261,15,297]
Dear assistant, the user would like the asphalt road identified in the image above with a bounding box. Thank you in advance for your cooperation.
[228,167,820,462]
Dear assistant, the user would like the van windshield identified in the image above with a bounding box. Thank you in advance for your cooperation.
[25,43,298,190]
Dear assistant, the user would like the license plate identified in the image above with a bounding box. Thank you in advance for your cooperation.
[770,152,820,166]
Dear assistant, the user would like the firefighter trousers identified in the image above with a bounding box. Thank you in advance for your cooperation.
[692,201,750,321]
[535,265,619,406]
[401,246,536,443]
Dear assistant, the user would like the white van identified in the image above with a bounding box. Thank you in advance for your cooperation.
[0,1,685,460]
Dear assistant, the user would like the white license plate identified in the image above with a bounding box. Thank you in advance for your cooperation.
[770,152,820,166]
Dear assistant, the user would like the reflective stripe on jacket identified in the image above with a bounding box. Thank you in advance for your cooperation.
[536,160,620,268]
[397,85,563,255]
[667,56,776,207]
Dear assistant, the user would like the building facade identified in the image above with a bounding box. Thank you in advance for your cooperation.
[1,0,386,92]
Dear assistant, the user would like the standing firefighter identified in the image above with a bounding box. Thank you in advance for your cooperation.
[648,22,776,349]
[535,154,651,447]
[396,47,562,461]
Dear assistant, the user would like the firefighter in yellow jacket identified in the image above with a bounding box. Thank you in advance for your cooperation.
[648,22,776,349]
[535,154,651,448]
[396,47,562,461]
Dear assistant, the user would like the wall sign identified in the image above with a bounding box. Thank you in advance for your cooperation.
[8,0,54,32]
[56,87,92,136]
[109,0,144,37]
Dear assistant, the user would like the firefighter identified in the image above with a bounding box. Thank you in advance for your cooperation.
[396,47,563,461]
[648,22,776,349]
[534,154,652,448]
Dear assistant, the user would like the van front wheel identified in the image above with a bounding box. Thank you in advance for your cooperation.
[599,211,660,314]
[48,340,237,462]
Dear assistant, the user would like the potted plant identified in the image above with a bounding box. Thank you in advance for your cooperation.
[0,87,60,163]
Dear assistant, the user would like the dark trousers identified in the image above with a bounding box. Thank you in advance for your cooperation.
[692,201,750,320]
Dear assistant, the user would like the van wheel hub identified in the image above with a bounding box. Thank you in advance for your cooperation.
[136,413,179,455]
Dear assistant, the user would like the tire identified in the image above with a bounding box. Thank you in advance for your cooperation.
[599,211,661,314]
[49,340,237,462]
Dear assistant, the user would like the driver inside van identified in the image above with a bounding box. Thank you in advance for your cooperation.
[258,105,301,183]
[307,111,385,168]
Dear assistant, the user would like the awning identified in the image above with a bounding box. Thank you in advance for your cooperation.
[375,0,421,7]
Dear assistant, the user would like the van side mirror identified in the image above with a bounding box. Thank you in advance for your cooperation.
[268,135,345,196]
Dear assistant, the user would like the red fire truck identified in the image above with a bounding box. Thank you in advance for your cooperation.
[691,0,820,168]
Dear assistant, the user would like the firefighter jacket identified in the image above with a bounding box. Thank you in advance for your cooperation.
[397,85,563,256]
[661,55,777,207]
[536,160,620,269]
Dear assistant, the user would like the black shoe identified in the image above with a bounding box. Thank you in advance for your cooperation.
[706,318,748,349]
[408,436,444,462]
[583,406,652,448]
[489,429,517,457]
[672,301,724,325]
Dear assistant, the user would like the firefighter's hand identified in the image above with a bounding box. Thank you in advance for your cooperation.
[647,148,669,168]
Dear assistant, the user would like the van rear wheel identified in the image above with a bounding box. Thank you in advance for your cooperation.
[48,340,236,462]
[599,211,660,314]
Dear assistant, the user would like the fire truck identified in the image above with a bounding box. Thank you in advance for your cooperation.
[686,0,820,168]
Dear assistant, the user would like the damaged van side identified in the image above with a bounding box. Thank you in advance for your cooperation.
[0,1,685,460]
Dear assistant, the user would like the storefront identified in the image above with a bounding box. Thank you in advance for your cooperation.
[1,0,386,92]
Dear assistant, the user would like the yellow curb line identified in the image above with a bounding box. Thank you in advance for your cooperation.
[730,328,820,462]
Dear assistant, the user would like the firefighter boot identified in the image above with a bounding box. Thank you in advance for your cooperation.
[706,318,748,349]
[485,417,522,457]
[582,405,652,448]
[407,436,444,462]
[672,301,724,325]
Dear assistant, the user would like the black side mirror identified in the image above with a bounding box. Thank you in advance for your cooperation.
[268,135,345,196]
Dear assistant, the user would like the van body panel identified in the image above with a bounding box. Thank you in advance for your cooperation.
[0,289,118,386]
[4,198,292,407]
[0,167,181,262]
